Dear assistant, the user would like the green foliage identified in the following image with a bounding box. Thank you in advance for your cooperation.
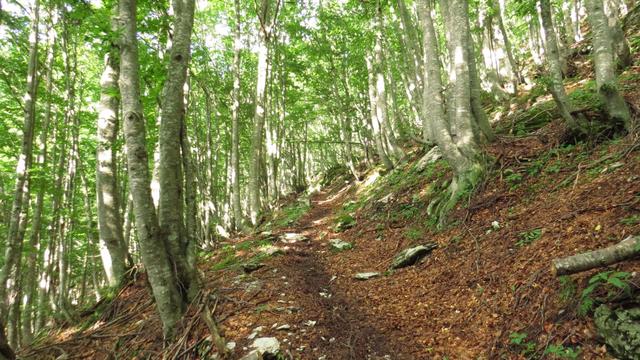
[334,213,356,232]
[516,228,542,247]
[579,271,631,316]
[404,226,423,241]
[558,275,577,302]
[620,215,640,226]
[509,332,536,356]
[273,200,311,228]
[544,344,580,359]
[503,169,523,191]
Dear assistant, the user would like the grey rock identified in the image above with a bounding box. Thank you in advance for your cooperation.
[354,272,380,280]
[261,245,285,256]
[239,350,261,360]
[329,239,353,251]
[242,263,265,273]
[416,146,442,171]
[251,337,280,354]
[280,233,308,243]
[390,243,437,269]
[595,304,640,359]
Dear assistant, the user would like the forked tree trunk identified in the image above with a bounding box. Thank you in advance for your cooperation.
[118,0,184,338]
[158,0,197,300]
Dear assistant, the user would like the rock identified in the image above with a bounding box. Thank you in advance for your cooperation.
[390,243,437,269]
[275,324,291,331]
[377,193,394,204]
[416,146,442,171]
[329,239,353,251]
[280,233,308,243]
[251,337,280,355]
[261,245,285,256]
[594,304,640,359]
[239,350,260,360]
[354,272,380,280]
[242,263,265,273]
[225,341,236,351]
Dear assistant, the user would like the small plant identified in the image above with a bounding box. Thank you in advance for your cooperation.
[558,275,577,302]
[509,332,536,356]
[620,215,640,226]
[579,271,631,316]
[504,169,523,191]
[399,203,421,220]
[334,213,356,232]
[405,227,423,241]
[516,228,542,247]
[544,344,580,359]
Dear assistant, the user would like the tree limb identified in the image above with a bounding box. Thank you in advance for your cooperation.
[552,235,640,276]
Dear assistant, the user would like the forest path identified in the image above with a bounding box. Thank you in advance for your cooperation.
[224,186,414,359]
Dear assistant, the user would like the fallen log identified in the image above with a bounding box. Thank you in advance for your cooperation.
[552,235,640,276]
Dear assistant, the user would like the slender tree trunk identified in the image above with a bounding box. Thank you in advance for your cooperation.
[118,0,185,338]
[586,0,632,129]
[365,53,394,171]
[0,0,39,322]
[231,0,242,230]
[539,0,578,128]
[605,0,633,68]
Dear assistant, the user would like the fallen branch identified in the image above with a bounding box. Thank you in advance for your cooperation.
[552,235,640,276]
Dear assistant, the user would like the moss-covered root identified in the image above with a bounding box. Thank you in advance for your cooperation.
[428,163,484,228]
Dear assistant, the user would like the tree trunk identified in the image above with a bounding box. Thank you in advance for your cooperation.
[0,0,39,321]
[585,0,632,130]
[158,0,197,300]
[539,0,578,128]
[96,40,129,287]
[118,0,185,338]
[231,0,242,230]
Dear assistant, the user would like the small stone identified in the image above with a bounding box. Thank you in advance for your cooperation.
[354,272,380,280]
[491,221,500,230]
[226,341,236,351]
[280,233,308,243]
[247,332,258,340]
[242,263,265,273]
[304,320,317,327]
[239,350,260,360]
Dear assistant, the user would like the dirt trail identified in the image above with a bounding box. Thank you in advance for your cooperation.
[246,187,413,359]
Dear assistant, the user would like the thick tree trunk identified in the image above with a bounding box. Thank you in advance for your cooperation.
[586,0,632,130]
[96,46,129,287]
[539,0,578,128]
[158,0,197,300]
[118,0,185,338]
[552,235,640,275]
[0,0,39,321]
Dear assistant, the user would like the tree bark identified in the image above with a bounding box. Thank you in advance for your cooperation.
[96,42,129,287]
[118,0,185,338]
[0,0,39,321]
[552,235,640,275]
[158,0,197,300]
[231,0,242,230]
[585,0,632,130]
[539,0,578,128]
